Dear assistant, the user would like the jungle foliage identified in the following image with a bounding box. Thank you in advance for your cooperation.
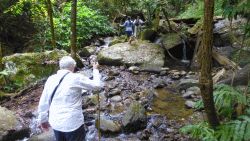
[182,84,250,141]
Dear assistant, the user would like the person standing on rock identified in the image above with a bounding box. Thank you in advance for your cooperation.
[120,16,134,38]
[37,56,103,141]
[133,16,144,38]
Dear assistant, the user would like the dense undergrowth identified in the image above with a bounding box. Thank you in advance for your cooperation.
[181,84,250,141]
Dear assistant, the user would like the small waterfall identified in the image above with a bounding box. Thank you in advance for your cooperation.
[182,39,187,60]
[181,39,190,63]
[154,37,162,45]
[100,37,111,48]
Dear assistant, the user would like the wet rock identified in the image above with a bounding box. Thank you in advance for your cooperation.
[110,95,122,103]
[2,128,30,141]
[139,129,151,140]
[108,70,120,76]
[132,93,140,101]
[159,20,179,33]
[78,45,96,57]
[152,78,167,88]
[99,115,122,133]
[128,66,140,72]
[110,102,125,114]
[188,20,203,35]
[148,114,165,128]
[159,70,167,76]
[178,79,199,90]
[98,41,165,68]
[213,18,246,47]
[109,36,126,46]
[0,106,18,140]
[185,100,195,108]
[104,76,115,81]
[186,86,201,95]
[182,91,194,99]
[162,33,182,50]
[1,49,68,92]
[106,82,119,89]
[122,102,147,132]
[29,128,55,141]
[123,98,133,108]
[108,88,121,97]
[83,95,98,107]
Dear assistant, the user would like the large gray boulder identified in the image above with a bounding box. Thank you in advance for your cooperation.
[0,106,30,141]
[99,115,122,133]
[161,33,182,50]
[121,102,147,132]
[97,41,165,68]
[0,106,18,140]
[1,49,68,93]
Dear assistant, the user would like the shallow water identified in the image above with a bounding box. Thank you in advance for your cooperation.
[150,88,193,120]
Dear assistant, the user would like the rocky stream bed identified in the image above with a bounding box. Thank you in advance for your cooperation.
[0,60,205,141]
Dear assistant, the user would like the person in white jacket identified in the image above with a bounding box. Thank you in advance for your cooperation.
[133,16,144,38]
[37,56,103,141]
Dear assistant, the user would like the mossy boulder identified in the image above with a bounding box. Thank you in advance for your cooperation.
[159,20,179,33]
[78,45,96,57]
[97,40,165,68]
[187,20,203,35]
[1,49,68,93]
[0,106,18,140]
[109,36,127,46]
[162,33,182,50]
[98,115,122,133]
[121,102,147,132]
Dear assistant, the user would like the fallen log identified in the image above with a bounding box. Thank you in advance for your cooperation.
[212,49,240,70]
[213,68,226,83]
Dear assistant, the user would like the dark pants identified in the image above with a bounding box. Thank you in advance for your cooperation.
[53,125,86,141]
[125,31,133,37]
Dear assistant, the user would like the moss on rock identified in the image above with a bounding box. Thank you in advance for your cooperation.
[121,102,147,132]
[1,49,68,93]
[162,33,182,50]
[97,40,165,67]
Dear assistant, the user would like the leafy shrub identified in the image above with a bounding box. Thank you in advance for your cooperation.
[51,2,114,50]
[182,84,250,141]
[181,116,250,141]
[194,84,246,118]
[215,116,250,141]
[180,122,217,141]
[178,0,224,18]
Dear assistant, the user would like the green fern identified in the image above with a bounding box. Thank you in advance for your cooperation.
[194,84,247,118]
[180,122,217,141]
[214,84,247,118]
[181,116,250,141]
[215,116,250,141]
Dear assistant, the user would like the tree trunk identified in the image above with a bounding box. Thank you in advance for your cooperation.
[46,0,56,49]
[70,0,77,60]
[0,43,3,70]
[199,0,219,128]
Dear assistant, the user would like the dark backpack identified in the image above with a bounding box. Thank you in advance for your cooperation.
[135,19,139,26]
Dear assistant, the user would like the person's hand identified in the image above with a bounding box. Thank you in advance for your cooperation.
[38,122,50,132]
[92,62,99,69]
